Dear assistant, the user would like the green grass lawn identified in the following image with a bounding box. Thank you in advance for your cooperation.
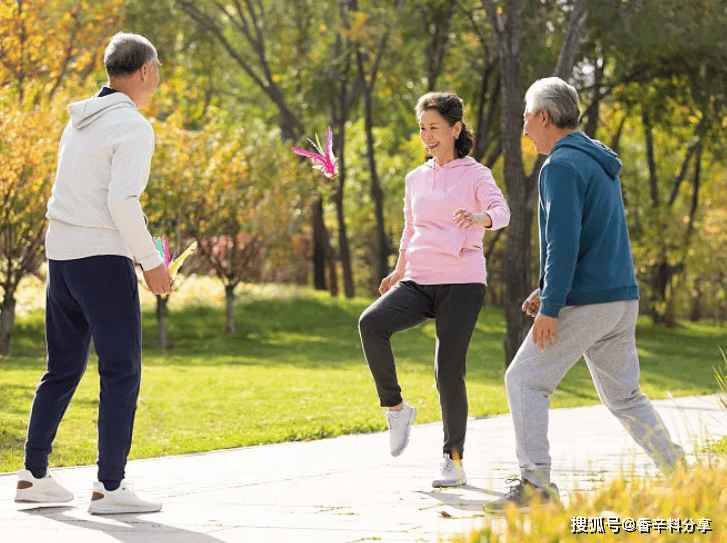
[1,276,724,473]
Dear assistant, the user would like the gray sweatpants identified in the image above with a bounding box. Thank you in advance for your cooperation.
[505,300,684,488]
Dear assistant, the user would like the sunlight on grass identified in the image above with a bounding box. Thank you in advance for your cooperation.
[1,274,724,474]
[258,332,329,345]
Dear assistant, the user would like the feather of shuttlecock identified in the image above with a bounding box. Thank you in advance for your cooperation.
[168,241,198,280]
[155,236,171,268]
[162,235,171,267]
[291,126,338,179]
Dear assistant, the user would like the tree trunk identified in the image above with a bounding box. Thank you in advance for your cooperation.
[642,109,660,207]
[502,187,536,363]
[500,61,535,365]
[472,64,500,163]
[482,0,588,366]
[332,55,356,298]
[0,293,16,357]
[715,275,726,328]
[650,261,678,327]
[312,196,338,297]
[582,57,604,138]
[335,177,355,298]
[359,84,389,287]
[311,198,328,291]
[225,284,236,334]
[156,294,169,350]
[424,0,456,91]
[327,248,339,298]
[689,279,702,322]
[353,5,399,289]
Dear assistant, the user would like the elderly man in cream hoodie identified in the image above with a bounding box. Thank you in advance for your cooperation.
[15,33,171,514]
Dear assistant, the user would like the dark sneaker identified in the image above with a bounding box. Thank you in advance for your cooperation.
[487,477,559,510]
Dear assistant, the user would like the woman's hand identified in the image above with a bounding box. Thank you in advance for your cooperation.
[379,270,403,295]
[453,208,493,229]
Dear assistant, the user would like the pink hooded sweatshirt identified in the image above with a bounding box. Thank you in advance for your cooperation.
[399,156,510,285]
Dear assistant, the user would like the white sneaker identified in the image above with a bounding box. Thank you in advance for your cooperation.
[88,480,162,514]
[15,469,74,503]
[432,453,467,488]
[384,403,417,457]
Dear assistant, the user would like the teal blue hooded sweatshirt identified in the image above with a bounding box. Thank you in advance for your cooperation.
[538,131,639,318]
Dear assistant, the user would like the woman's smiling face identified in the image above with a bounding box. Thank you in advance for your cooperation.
[419,109,460,164]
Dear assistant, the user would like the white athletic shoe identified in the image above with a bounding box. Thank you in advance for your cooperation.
[88,480,162,514]
[384,402,417,457]
[432,453,467,488]
[15,469,74,503]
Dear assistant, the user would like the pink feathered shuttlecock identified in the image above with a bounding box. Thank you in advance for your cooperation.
[291,126,339,179]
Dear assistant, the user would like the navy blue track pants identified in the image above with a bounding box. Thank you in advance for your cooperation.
[25,256,142,485]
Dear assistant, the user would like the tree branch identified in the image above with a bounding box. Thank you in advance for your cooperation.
[177,0,303,139]
[609,108,630,154]
[641,108,659,207]
[480,0,505,40]
[667,139,699,208]
[177,1,268,92]
[47,2,81,102]
[683,142,702,245]
[553,0,589,80]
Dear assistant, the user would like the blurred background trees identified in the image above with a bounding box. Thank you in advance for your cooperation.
[1,0,725,360]
[0,0,125,355]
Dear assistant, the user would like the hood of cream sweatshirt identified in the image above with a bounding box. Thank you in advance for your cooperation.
[45,91,162,271]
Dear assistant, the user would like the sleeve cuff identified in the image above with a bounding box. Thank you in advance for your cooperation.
[485,206,510,230]
[138,253,163,272]
[539,300,562,318]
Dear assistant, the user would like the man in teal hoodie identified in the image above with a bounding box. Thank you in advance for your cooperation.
[495,77,684,507]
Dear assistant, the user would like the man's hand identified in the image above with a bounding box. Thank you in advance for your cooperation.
[143,264,172,296]
[532,312,560,351]
[521,289,541,317]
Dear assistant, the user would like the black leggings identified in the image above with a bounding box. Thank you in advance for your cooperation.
[358,280,485,459]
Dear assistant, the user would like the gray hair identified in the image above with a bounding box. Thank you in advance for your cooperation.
[104,32,157,78]
[524,77,580,128]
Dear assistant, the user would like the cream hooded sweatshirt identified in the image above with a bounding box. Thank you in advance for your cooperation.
[45,91,162,271]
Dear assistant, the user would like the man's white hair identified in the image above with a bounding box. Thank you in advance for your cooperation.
[104,32,157,78]
[524,77,580,128]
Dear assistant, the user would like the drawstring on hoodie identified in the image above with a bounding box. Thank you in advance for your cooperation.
[431,160,446,190]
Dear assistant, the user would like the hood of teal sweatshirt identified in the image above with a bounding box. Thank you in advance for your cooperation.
[68,92,137,129]
[551,131,622,180]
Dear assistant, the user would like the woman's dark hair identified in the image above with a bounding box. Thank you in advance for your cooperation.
[415,92,474,158]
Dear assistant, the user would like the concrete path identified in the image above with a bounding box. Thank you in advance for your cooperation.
[1,395,724,543]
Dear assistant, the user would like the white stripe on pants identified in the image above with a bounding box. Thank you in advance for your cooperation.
[505,299,684,487]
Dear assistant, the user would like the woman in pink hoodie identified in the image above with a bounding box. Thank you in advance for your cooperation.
[358,92,510,487]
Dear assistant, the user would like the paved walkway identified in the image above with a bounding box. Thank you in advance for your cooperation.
[1,395,724,543]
